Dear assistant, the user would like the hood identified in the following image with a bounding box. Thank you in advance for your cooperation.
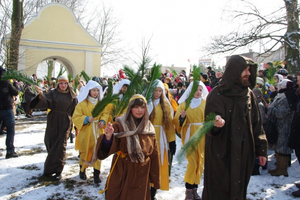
[218,55,257,94]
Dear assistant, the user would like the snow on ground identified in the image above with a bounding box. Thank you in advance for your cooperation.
[0,112,299,200]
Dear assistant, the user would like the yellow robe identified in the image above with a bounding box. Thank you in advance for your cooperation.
[72,100,109,171]
[151,103,175,190]
[172,100,206,185]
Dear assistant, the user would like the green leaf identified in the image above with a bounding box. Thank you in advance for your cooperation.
[79,71,91,83]
[177,112,216,163]
[142,63,161,103]
[2,69,35,85]
[185,65,201,110]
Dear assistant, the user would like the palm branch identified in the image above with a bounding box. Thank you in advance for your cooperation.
[123,65,136,81]
[142,63,161,103]
[79,70,91,83]
[169,68,178,77]
[92,81,119,118]
[185,65,201,110]
[2,69,35,85]
[72,76,79,93]
[55,65,66,83]
[177,112,216,163]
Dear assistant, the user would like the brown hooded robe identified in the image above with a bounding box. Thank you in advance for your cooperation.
[202,55,268,200]
[30,88,77,175]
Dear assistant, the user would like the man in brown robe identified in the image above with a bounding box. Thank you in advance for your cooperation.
[202,55,268,200]
[30,75,77,180]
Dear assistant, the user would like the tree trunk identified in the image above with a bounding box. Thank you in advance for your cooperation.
[46,60,54,80]
[284,0,300,75]
[8,0,23,70]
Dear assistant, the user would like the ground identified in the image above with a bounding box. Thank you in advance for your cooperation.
[0,112,299,200]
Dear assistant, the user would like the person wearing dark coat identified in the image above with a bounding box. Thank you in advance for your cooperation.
[24,84,35,118]
[0,66,19,159]
[30,75,77,180]
[202,55,268,200]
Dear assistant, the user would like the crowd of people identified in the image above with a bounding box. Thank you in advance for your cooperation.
[0,55,300,199]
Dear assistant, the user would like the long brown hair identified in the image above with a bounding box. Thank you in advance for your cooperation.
[149,89,171,130]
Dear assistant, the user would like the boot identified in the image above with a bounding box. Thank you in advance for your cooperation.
[70,132,74,143]
[268,152,279,174]
[150,187,157,200]
[270,153,288,177]
[292,189,300,197]
[79,165,87,180]
[193,188,201,200]
[288,153,291,167]
[251,163,260,175]
[185,189,193,200]
[93,168,101,184]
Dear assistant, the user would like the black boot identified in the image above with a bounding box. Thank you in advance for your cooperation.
[79,165,87,180]
[251,163,260,175]
[93,168,101,184]
[151,187,157,200]
[70,132,74,143]
[54,172,62,181]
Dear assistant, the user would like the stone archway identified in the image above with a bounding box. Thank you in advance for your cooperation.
[17,3,102,78]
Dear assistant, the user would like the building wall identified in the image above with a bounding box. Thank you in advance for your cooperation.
[17,3,102,77]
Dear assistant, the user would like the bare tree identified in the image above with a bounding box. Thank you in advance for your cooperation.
[204,0,299,74]
[83,3,126,70]
[8,0,24,70]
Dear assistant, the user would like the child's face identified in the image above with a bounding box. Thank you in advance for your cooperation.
[58,82,68,91]
[131,105,146,119]
[153,87,163,99]
[89,88,99,98]
[193,85,203,98]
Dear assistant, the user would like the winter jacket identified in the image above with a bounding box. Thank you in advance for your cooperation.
[0,80,19,110]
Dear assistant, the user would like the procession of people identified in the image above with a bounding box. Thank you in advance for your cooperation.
[1,55,300,200]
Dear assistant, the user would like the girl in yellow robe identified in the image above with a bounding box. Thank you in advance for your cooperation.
[172,81,208,200]
[148,80,176,198]
[72,80,109,184]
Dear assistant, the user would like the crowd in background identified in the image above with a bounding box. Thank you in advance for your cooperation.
[1,59,300,198]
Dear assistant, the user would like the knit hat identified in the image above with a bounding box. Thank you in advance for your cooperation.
[57,75,68,84]
[256,77,264,86]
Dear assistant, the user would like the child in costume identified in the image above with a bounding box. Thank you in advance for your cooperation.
[173,81,208,200]
[31,75,78,180]
[96,94,160,200]
[72,80,109,184]
[148,80,176,199]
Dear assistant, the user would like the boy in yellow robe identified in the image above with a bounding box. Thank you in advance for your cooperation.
[173,81,208,200]
[72,80,109,184]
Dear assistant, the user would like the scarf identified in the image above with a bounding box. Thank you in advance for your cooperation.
[190,98,202,109]
[115,113,155,163]
[87,95,98,105]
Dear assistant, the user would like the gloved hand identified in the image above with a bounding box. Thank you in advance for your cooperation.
[169,141,176,155]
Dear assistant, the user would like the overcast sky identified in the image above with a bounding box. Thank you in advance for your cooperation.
[95,0,284,71]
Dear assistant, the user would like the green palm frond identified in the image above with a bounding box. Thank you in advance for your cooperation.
[79,71,91,82]
[68,74,73,83]
[73,76,79,93]
[169,68,178,77]
[123,65,136,81]
[55,65,66,83]
[2,69,35,85]
[185,65,201,110]
[92,81,119,118]
[177,112,216,163]
[142,63,161,103]
[92,94,119,118]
